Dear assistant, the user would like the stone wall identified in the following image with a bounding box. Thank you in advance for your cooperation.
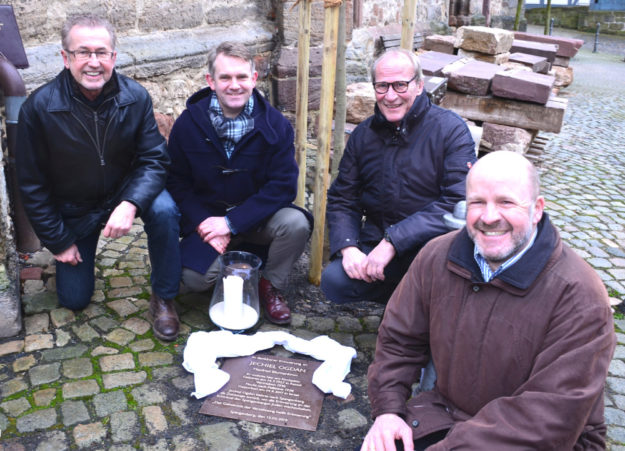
[8,0,277,119]
[0,121,21,337]
[526,6,625,35]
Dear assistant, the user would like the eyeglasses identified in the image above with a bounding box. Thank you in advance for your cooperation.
[372,73,418,94]
[65,49,115,61]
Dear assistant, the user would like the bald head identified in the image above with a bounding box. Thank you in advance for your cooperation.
[467,151,540,201]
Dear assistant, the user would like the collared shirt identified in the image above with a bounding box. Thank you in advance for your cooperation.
[208,93,255,159]
[474,229,538,282]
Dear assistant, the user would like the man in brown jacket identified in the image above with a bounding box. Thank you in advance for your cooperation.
[362,151,616,450]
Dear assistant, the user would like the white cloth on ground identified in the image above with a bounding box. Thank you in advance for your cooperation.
[182,330,357,399]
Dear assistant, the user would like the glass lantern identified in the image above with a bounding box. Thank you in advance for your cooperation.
[209,251,262,333]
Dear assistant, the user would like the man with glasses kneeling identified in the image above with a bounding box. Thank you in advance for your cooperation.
[17,14,182,341]
[321,49,477,304]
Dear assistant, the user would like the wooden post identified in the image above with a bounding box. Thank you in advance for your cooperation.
[331,0,346,181]
[309,0,340,285]
[482,0,491,27]
[514,0,524,31]
[400,0,418,50]
[544,0,553,35]
[295,0,312,208]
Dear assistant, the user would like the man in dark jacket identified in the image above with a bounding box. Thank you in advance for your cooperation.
[166,42,311,325]
[321,48,476,304]
[361,151,615,451]
[16,14,181,341]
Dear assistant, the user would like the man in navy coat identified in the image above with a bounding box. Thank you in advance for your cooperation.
[166,42,310,325]
[321,49,476,304]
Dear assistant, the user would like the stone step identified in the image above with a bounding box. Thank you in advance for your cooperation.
[481,122,534,154]
[422,34,456,54]
[456,25,515,55]
[457,49,510,65]
[510,39,558,63]
[418,51,464,77]
[514,31,583,58]
[491,69,556,104]
[440,91,567,133]
[447,60,506,96]
[508,52,550,74]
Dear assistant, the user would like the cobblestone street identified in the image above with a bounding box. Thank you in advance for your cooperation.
[1,27,625,450]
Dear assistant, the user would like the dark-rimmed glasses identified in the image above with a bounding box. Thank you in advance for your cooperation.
[65,49,115,61]
[372,73,418,94]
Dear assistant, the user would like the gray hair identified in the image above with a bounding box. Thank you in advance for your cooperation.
[207,42,255,77]
[370,48,423,83]
[61,14,117,50]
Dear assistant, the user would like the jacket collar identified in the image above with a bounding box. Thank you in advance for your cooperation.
[447,214,560,290]
[370,89,431,134]
[47,69,132,112]
[185,87,280,145]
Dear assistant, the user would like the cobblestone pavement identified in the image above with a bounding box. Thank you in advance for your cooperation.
[1,28,625,450]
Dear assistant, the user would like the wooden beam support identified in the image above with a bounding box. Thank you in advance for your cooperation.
[400,0,418,51]
[295,0,312,208]
[309,1,340,285]
[441,91,567,133]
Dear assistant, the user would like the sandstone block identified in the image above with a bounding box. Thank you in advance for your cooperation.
[423,35,456,54]
[418,51,464,76]
[154,113,174,141]
[20,266,43,280]
[554,55,571,68]
[345,82,376,124]
[491,69,555,104]
[273,46,323,78]
[510,39,558,63]
[447,60,505,96]
[455,26,514,55]
[481,123,533,154]
[273,77,322,113]
[508,53,550,74]
[514,31,583,58]
[551,66,574,88]
[440,91,566,133]
[457,49,510,65]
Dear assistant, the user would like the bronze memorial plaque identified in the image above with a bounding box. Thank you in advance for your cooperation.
[199,354,324,431]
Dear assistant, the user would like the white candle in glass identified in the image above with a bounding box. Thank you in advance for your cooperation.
[223,275,244,319]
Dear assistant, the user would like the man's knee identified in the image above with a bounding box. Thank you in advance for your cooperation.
[182,267,217,292]
[272,208,310,239]
[321,260,353,304]
[57,285,93,311]
[144,190,180,225]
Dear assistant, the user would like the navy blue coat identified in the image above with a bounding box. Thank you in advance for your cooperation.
[327,90,477,257]
[167,88,301,273]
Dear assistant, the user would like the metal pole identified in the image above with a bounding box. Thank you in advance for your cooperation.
[593,22,600,53]
[549,17,554,35]
[0,54,41,253]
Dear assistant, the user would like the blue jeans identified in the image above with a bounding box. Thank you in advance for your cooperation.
[56,190,181,310]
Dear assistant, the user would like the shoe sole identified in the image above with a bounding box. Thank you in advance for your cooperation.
[263,311,291,325]
[149,306,179,341]
[152,329,179,341]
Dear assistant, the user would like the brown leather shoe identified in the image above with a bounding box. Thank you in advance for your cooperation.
[149,293,180,341]
[259,277,291,325]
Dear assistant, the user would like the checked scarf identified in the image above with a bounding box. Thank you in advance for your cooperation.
[208,93,255,159]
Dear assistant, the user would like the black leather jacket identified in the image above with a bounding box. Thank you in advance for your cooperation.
[16,69,169,254]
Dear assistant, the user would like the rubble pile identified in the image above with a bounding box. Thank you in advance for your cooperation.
[345,26,583,160]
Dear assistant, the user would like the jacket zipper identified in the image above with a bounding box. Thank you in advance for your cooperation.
[93,110,105,166]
